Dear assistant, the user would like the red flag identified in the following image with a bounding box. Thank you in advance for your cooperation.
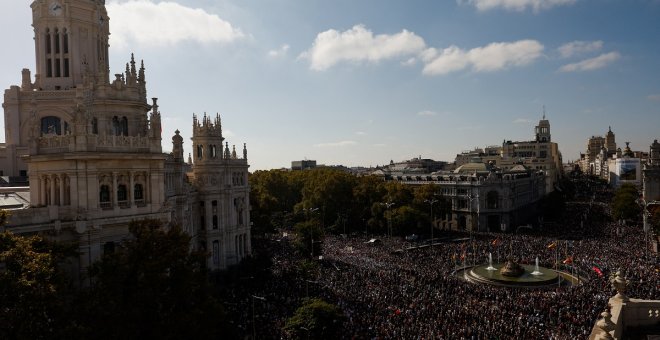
[491,238,501,247]
[592,266,603,277]
[562,256,573,264]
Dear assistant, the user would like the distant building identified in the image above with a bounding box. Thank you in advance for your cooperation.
[607,143,642,188]
[454,114,562,193]
[291,160,317,170]
[384,157,448,173]
[377,162,546,232]
[643,139,660,202]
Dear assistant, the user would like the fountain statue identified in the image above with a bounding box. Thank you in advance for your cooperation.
[500,256,525,277]
[486,252,496,271]
[531,257,543,276]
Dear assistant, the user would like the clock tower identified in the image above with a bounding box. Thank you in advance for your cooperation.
[31,0,110,90]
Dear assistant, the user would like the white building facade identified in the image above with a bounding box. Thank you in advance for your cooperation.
[0,0,250,282]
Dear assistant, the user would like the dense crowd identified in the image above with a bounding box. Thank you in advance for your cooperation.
[221,183,659,339]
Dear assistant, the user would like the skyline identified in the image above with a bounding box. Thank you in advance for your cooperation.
[1,0,659,170]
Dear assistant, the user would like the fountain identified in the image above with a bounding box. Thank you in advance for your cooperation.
[462,255,573,288]
[500,257,525,277]
[486,252,496,271]
[531,257,543,276]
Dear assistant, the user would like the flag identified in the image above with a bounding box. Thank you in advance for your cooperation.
[460,252,466,261]
[491,238,501,247]
[562,256,573,264]
[547,241,557,249]
[592,266,603,277]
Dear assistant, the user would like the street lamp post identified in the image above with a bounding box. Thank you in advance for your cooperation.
[381,202,395,237]
[302,207,319,257]
[251,295,266,339]
[425,198,438,245]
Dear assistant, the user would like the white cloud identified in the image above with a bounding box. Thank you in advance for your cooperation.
[300,24,426,71]
[648,94,660,101]
[401,57,417,66]
[513,118,532,123]
[417,110,438,116]
[268,44,290,58]
[422,40,544,75]
[558,40,603,58]
[559,52,621,72]
[106,0,244,49]
[459,0,577,12]
[355,131,367,135]
[314,140,357,148]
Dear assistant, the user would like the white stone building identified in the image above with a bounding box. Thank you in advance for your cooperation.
[454,114,563,193]
[0,0,251,282]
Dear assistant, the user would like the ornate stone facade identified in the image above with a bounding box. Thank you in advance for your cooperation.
[0,0,250,281]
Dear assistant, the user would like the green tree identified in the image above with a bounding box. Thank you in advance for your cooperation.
[351,176,386,230]
[250,170,304,234]
[284,298,346,340]
[297,168,356,231]
[78,219,233,339]
[0,226,75,339]
[612,184,640,221]
[294,220,323,257]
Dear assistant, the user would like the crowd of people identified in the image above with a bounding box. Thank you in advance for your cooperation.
[221,181,659,339]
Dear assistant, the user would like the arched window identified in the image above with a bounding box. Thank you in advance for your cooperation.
[487,191,499,209]
[212,240,220,265]
[45,28,51,54]
[63,29,69,54]
[134,183,144,201]
[121,116,128,136]
[199,202,206,230]
[100,185,110,208]
[197,145,203,159]
[41,116,61,135]
[112,116,120,135]
[54,28,60,54]
[117,184,127,202]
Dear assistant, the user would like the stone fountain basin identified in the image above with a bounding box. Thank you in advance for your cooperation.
[468,263,561,287]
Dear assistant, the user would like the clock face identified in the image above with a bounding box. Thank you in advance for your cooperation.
[49,1,63,16]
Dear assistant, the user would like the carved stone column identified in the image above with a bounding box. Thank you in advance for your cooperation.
[39,175,46,206]
[129,171,135,207]
[58,174,65,206]
[112,172,118,208]
[50,174,56,206]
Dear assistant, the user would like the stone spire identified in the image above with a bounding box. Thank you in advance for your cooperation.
[243,143,248,159]
[172,130,184,160]
[224,142,231,159]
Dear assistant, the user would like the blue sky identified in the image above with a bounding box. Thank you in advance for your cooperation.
[2,0,660,170]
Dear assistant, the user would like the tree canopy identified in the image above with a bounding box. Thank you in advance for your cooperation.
[250,168,450,238]
[79,219,232,339]
[612,184,640,221]
[284,298,346,340]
